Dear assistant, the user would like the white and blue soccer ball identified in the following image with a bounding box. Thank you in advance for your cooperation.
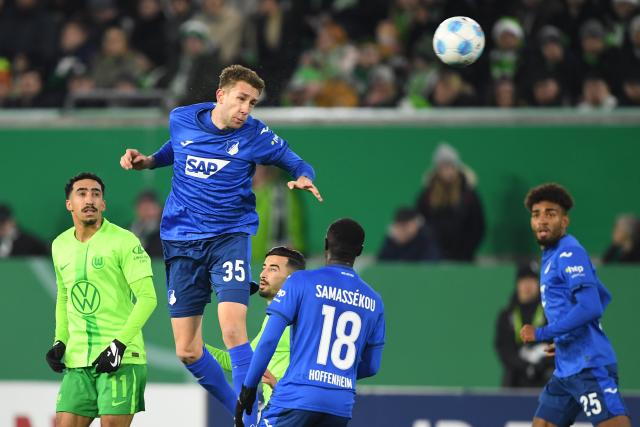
[433,16,485,67]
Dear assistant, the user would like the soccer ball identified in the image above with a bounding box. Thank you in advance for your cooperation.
[432,16,485,67]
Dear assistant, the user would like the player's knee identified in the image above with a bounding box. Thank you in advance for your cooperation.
[175,345,202,364]
[221,326,247,348]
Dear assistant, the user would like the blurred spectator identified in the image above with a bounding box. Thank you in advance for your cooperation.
[0,56,12,107]
[165,0,196,64]
[528,72,568,106]
[490,17,525,82]
[577,19,622,93]
[0,203,49,257]
[252,166,306,258]
[86,0,129,49]
[314,78,359,107]
[523,25,581,101]
[49,20,93,105]
[495,263,554,388]
[578,74,618,110]
[5,69,56,108]
[428,69,478,107]
[607,0,639,49]
[551,0,604,51]
[0,0,57,70]
[491,77,520,107]
[163,19,224,107]
[249,0,297,105]
[378,207,439,262]
[504,0,563,40]
[602,214,640,263]
[619,15,640,105]
[91,27,144,89]
[129,190,163,257]
[361,65,399,107]
[193,0,244,63]
[130,0,168,69]
[415,143,485,261]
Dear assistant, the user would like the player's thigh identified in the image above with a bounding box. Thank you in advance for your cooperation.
[56,367,99,419]
[210,233,252,306]
[162,239,213,318]
[96,365,147,417]
[99,414,134,427]
[55,412,94,427]
[534,375,581,427]
[569,365,629,425]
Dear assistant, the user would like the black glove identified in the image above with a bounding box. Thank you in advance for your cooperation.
[234,385,257,427]
[92,339,126,373]
[45,341,66,373]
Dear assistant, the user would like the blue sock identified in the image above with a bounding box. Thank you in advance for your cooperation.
[229,342,258,427]
[185,346,236,415]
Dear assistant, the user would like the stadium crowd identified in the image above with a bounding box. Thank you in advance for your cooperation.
[0,0,639,109]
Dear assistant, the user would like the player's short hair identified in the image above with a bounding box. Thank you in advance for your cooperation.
[326,218,365,260]
[65,172,105,198]
[524,183,574,212]
[218,64,265,93]
[265,246,306,271]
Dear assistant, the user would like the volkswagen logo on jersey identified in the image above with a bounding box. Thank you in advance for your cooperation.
[185,155,230,179]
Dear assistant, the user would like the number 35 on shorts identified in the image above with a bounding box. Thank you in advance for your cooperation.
[222,259,246,282]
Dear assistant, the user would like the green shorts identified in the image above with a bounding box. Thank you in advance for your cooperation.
[56,364,147,417]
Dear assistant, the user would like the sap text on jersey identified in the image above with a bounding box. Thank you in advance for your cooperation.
[185,155,230,179]
[315,285,376,312]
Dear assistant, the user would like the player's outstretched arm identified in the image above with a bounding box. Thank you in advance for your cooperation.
[287,176,323,202]
[120,148,155,170]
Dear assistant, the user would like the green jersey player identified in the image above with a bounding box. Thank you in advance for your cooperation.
[45,173,158,427]
[206,246,305,406]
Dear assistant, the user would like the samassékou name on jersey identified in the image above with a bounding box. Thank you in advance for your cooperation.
[315,285,376,312]
[308,369,353,389]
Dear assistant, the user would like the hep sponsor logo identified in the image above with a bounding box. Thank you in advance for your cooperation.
[565,265,584,274]
[185,155,230,179]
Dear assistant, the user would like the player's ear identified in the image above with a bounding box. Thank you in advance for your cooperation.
[65,199,72,212]
[215,88,225,104]
[563,214,570,229]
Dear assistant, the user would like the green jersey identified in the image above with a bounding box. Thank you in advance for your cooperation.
[52,218,154,368]
[208,315,290,404]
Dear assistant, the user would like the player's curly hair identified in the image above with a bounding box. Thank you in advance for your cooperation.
[266,246,306,270]
[218,64,265,93]
[65,172,105,198]
[524,183,574,212]
[326,218,365,261]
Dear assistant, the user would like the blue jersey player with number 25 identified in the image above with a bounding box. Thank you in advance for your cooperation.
[119,65,323,427]
[235,218,385,427]
[520,183,630,427]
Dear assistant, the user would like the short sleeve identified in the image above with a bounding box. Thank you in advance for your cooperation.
[265,272,303,323]
[251,122,290,165]
[120,234,153,285]
[557,246,597,292]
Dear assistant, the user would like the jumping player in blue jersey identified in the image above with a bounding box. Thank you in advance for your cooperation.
[235,218,385,427]
[119,65,323,426]
[520,183,630,427]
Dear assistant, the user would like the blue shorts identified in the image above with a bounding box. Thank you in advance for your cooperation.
[260,405,349,427]
[535,364,628,426]
[162,233,252,317]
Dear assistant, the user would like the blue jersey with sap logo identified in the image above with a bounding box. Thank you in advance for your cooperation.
[264,265,385,418]
[152,102,315,241]
[538,234,617,377]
